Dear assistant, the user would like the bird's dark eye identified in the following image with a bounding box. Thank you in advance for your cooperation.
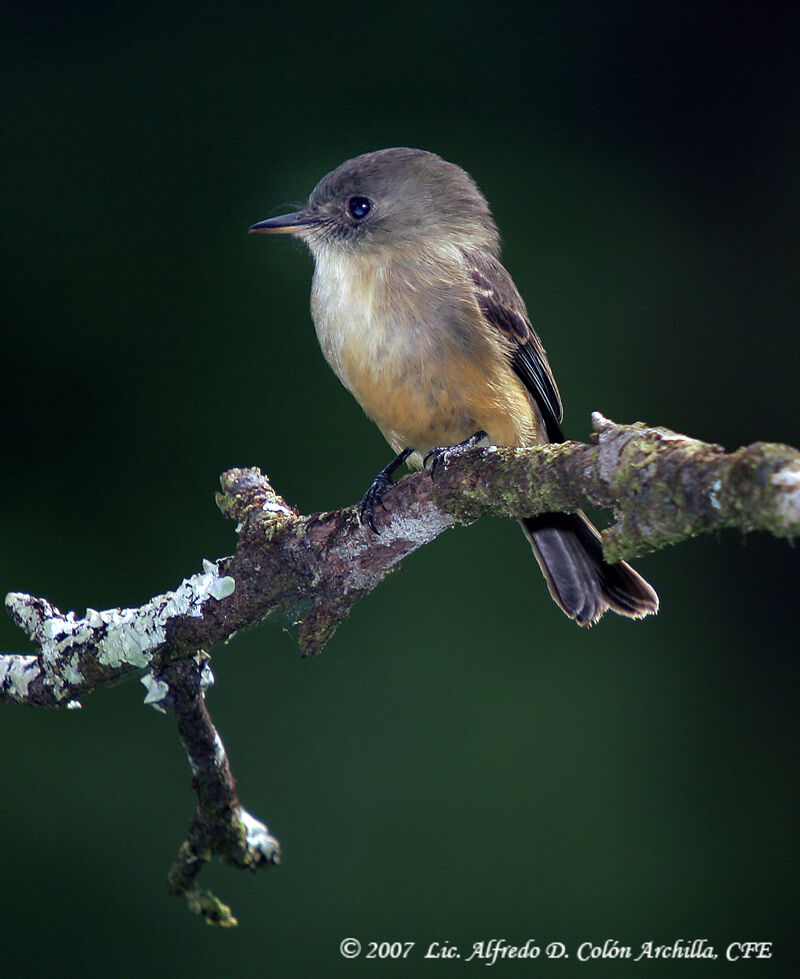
[347,196,371,220]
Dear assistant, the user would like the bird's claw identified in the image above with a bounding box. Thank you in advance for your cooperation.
[423,446,453,481]
[359,448,414,532]
[359,474,392,533]
[424,430,488,482]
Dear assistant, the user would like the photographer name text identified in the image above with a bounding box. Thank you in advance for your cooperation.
[339,937,773,965]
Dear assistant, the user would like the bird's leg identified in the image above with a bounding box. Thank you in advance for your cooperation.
[359,448,413,533]
[424,430,488,481]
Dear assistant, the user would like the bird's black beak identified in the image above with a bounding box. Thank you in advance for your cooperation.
[248,210,315,235]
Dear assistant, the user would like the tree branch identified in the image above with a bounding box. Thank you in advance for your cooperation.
[2,412,798,922]
[160,653,280,926]
[5,413,797,708]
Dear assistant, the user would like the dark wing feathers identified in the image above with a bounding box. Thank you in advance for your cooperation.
[467,255,564,442]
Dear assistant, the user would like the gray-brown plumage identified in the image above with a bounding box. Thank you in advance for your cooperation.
[251,148,658,625]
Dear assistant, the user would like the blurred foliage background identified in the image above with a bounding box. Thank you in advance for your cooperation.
[2,2,797,976]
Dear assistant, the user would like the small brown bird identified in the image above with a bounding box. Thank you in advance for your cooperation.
[250,148,658,625]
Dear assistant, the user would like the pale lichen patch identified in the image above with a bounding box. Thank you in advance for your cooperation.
[201,559,236,600]
[141,671,170,713]
[0,654,40,700]
[261,499,293,516]
[64,652,85,687]
[237,806,281,864]
[4,562,236,704]
[196,654,215,692]
[709,478,723,511]
[100,609,149,669]
[213,730,227,766]
[5,593,48,637]
[384,507,456,547]
[327,503,455,595]
[771,463,800,527]
[94,563,235,671]
[84,607,104,628]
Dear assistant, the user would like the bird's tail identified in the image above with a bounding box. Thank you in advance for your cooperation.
[521,511,659,626]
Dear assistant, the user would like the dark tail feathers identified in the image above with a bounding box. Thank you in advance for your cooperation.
[521,511,659,626]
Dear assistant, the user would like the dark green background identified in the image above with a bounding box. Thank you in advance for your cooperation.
[2,2,797,976]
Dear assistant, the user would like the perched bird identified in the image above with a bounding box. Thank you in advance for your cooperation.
[250,148,658,625]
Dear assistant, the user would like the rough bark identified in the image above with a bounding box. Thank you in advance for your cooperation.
[2,413,798,923]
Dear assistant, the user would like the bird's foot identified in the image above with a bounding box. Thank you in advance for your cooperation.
[359,473,393,533]
[423,430,488,481]
[359,448,413,533]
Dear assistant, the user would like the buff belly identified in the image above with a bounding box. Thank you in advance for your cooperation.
[310,257,546,463]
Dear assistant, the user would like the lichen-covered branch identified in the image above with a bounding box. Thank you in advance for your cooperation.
[2,414,799,706]
[0,562,236,709]
[156,654,280,926]
[1,413,798,924]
